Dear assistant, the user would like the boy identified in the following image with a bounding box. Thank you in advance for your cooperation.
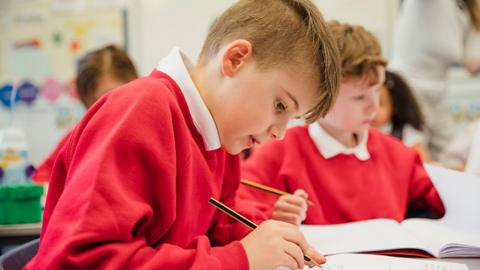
[25,1,340,269]
[240,21,445,226]
[32,44,138,183]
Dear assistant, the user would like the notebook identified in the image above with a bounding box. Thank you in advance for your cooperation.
[304,253,469,270]
[301,165,480,258]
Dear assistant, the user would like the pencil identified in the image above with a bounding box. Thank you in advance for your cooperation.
[240,179,315,206]
[208,197,322,267]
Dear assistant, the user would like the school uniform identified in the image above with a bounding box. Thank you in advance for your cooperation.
[377,122,427,148]
[240,124,445,225]
[26,48,266,270]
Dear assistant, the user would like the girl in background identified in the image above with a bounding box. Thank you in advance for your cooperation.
[32,44,138,182]
[372,70,431,162]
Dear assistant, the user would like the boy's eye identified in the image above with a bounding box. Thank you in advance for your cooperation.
[275,100,287,113]
[353,95,365,101]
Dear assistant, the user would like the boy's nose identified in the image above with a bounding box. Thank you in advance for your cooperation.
[367,96,380,114]
[269,124,287,140]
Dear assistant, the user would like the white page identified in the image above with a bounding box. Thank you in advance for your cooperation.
[304,254,469,270]
[424,165,480,232]
[402,218,480,257]
[301,219,427,256]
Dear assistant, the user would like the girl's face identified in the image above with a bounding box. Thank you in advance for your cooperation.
[372,85,393,128]
[320,65,385,135]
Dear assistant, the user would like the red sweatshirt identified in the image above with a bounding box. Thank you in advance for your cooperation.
[240,126,445,225]
[25,70,266,270]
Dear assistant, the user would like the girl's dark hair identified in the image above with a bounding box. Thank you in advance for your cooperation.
[76,44,138,108]
[384,70,424,139]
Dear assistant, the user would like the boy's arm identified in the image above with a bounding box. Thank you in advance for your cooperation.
[407,154,446,218]
[26,85,249,270]
[209,154,270,245]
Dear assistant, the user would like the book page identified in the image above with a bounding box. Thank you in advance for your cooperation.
[304,254,469,270]
[424,165,480,232]
[402,218,480,257]
[301,219,427,256]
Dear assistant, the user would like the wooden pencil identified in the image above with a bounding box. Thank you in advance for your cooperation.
[240,179,315,206]
[208,197,321,267]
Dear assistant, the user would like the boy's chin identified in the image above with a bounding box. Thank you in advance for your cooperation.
[222,143,245,155]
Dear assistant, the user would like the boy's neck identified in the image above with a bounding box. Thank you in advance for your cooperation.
[318,122,359,148]
[190,65,214,113]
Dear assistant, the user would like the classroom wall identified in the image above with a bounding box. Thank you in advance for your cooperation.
[126,0,235,76]
[126,0,398,75]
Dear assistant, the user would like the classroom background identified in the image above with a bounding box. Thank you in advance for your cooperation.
[0,0,479,166]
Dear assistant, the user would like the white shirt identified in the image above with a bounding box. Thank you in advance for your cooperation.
[391,0,478,102]
[308,123,370,161]
[377,122,427,147]
[156,48,221,151]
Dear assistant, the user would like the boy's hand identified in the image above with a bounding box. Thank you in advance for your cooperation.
[271,189,309,226]
[240,220,326,270]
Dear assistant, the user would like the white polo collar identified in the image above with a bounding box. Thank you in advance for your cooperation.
[157,47,221,151]
[308,123,370,160]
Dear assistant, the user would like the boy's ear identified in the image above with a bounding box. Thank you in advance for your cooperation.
[221,40,253,77]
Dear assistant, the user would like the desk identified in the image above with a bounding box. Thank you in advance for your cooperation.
[0,223,41,255]
[0,223,41,237]
[431,258,480,270]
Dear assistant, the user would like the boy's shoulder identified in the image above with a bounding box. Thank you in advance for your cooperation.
[100,70,187,118]
[115,71,179,102]
[367,128,417,158]
[285,125,310,141]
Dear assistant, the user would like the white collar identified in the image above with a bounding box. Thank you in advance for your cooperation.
[156,47,221,151]
[308,123,370,160]
[377,122,393,134]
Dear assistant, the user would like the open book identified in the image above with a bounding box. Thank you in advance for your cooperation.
[301,165,480,258]
[304,253,469,270]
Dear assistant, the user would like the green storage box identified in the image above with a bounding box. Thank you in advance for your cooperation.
[0,183,43,224]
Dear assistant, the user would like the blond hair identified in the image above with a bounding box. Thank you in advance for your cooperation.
[328,21,387,85]
[198,0,341,122]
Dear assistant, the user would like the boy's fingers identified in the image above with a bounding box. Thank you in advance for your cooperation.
[277,226,309,251]
[275,200,305,215]
[283,241,305,269]
[305,246,327,266]
[272,211,301,225]
[293,189,308,199]
[282,195,308,209]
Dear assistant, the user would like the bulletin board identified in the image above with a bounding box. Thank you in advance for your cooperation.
[0,0,126,165]
[0,0,125,83]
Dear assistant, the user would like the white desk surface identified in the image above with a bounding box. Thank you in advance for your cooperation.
[430,258,480,270]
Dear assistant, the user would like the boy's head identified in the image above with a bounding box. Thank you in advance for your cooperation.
[76,45,138,108]
[320,21,387,134]
[194,0,341,154]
